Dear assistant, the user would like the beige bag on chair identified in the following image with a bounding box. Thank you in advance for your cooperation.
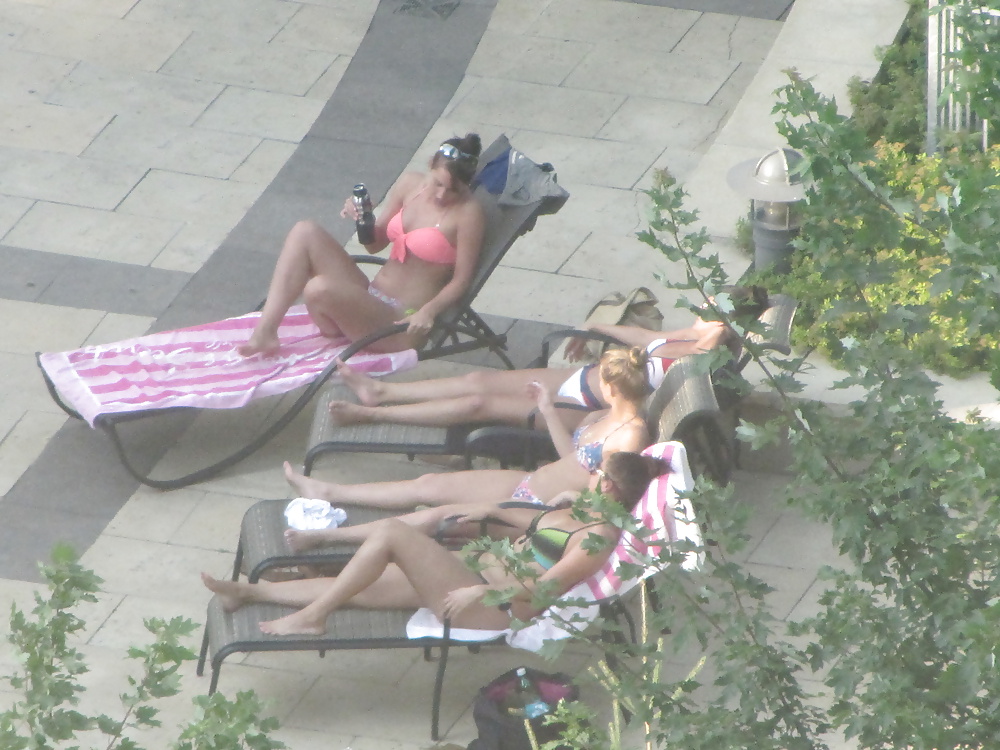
[548,287,664,368]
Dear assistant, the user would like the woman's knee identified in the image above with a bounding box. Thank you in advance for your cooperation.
[287,219,326,244]
[371,518,422,551]
[410,473,451,502]
[458,393,492,420]
[303,275,337,307]
[461,370,493,394]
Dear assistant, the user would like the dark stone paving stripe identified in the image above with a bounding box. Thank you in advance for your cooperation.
[0,244,190,317]
[3,0,497,582]
[622,0,794,21]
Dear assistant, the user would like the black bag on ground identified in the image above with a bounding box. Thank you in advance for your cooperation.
[467,666,578,750]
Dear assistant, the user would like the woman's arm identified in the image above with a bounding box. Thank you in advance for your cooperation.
[402,198,486,332]
[344,172,421,255]
[509,524,620,619]
[530,381,577,460]
[580,322,669,348]
[444,521,619,621]
[568,320,728,360]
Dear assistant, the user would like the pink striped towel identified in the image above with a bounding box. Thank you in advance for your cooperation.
[39,304,418,427]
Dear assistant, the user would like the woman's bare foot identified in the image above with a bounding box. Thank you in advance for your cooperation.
[201,572,251,613]
[237,329,281,357]
[284,528,330,553]
[259,610,327,636]
[283,461,338,502]
[336,361,386,406]
[328,400,374,426]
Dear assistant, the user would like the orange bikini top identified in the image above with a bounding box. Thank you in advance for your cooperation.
[385,209,458,265]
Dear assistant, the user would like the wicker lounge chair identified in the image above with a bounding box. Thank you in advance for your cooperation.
[229,356,718,584]
[534,293,797,483]
[711,293,797,470]
[36,135,567,490]
[196,441,699,740]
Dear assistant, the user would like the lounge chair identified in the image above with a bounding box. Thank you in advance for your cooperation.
[711,293,797,470]
[534,293,797,482]
[196,441,700,740]
[36,135,567,490]
[300,293,781,481]
[299,335,715,479]
[230,356,719,584]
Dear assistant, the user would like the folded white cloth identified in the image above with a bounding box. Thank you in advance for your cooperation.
[284,497,347,530]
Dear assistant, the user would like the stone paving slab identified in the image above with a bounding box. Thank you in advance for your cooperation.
[631,0,793,21]
[6,203,181,265]
[0,0,924,747]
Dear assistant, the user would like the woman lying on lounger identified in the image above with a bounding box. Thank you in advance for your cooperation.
[283,346,652,512]
[238,134,486,357]
[326,285,769,428]
[202,450,668,635]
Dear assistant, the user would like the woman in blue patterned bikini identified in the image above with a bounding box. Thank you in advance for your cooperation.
[202,450,669,636]
[282,347,651,527]
[326,285,769,429]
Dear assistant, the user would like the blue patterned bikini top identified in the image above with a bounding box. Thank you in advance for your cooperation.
[573,417,641,472]
[574,427,604,472]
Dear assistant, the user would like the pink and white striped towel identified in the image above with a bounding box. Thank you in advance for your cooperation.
[407,441,703,652]
[39,304,418,427]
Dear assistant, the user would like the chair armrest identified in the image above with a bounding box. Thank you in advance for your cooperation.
[533,329,626,367]
[464,425,560,469]
[466,402,590,470]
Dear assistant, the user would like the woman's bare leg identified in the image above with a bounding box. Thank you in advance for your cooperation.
[328,393,545,428]
[256,520,512,634]
[239,220,411,355]
[202,572,336,612]
[284,504,458,552]
[338,363,573,407]
[284,461,524,510]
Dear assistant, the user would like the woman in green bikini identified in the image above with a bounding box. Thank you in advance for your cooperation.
[201,450,667,636]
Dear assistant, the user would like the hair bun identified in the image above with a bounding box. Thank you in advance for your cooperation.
[462,133,482,158]
[629,345,649,369]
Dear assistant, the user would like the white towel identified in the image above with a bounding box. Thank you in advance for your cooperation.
[284,497,347,530]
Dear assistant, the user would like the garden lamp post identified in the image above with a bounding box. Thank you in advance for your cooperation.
[726,147,807,274]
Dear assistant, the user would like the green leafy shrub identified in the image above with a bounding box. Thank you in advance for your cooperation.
[0,544,285,750]
[751,135,1000,376]
[756,0,1000,376]
[848,0,927,154]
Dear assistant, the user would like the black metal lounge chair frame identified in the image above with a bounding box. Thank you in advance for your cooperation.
[196,594,635,741]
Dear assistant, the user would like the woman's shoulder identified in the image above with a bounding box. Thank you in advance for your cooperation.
[607,419,650,450]
[458,188,487,221]
[394,171,427,196]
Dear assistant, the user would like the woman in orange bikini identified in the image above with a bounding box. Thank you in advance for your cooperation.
[238,134,486,357]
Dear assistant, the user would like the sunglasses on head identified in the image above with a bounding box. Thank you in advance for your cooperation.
[438,143,475,161]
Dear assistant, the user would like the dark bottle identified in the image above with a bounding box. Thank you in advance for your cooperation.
[352,183,376,245]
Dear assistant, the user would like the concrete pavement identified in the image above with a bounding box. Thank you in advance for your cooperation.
[0,0,916,747]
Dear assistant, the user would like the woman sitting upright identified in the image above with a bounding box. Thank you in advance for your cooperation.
[283,346,652,511]
[239,134,486,357]
[327,285,769,428]
[202,450,669,636]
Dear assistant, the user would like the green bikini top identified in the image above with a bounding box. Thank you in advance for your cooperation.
[522,510,585,570]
